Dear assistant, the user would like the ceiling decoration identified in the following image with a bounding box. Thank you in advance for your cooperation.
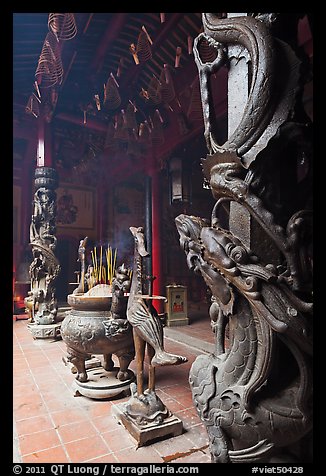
[14,12,209,174]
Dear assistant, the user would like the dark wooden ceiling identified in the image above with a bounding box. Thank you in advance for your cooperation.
[13,13,204,125]
[13,13,312,186]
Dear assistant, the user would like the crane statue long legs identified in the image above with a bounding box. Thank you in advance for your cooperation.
[121,226,187,437]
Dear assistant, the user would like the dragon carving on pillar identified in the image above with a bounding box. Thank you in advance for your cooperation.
[29,167,61,325]
[175,13,313,463]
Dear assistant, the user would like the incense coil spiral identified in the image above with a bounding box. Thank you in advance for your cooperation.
[187,77,204,122]
[147,75,162,105]
[159,65,175,105]
[136,30,152,63]
[138,122,152,147]
[151,111,164,146]
[197,36,218,63]
[113,113,129,142]
[35,32,63,88]
[138,122,152,153]
[48,13,77,41]
[124,103,138,130]
[104,76,121,110]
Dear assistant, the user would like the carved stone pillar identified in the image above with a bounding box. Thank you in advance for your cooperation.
[27,166,62,339]
[175,13,313,463]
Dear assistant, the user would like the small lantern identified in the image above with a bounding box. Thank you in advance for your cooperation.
[168,157,192,204]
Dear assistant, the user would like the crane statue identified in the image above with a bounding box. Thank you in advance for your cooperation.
[113,226,187,446]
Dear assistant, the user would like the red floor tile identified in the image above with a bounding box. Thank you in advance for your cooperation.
[21,445,69,463]
[56,419,97,444]
[101,425,135,453]
[13,311,214,464]
[50,408,89,427]
[15,401,49,421]
[15,414,55,436]
[91,414,118,433]
[64,435,110,463]
[19,428,61,456]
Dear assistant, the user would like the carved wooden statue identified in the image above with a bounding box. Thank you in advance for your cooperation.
[28,168,61,328]
[175,13,313,463]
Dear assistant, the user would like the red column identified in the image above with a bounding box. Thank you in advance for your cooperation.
[37,110,52,167]
[150,164,164,313]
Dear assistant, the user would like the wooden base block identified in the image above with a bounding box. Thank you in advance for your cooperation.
[112,402,183,447]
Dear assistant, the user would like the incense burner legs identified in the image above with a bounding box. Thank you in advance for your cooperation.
[61,307,135,398]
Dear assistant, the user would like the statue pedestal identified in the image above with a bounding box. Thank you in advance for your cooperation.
[112,402,183,447]
[27,322,62,340]
[72,367,135,400]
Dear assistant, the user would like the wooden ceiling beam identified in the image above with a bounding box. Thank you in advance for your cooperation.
[119,13,185,91]
[90,13,129,76]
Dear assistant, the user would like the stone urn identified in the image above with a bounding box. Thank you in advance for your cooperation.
[61,284,135,399]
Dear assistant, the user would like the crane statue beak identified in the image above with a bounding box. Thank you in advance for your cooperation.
[129,226,150,257]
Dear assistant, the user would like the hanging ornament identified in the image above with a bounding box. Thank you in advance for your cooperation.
[48,13,77,41]
[35,32,63,88]
[25,94,40,118]
[129,43,139,65]
[175,46,182,68]
[160,64,175,105]
[136,28,152,63]
[147,75,162,105]
[187,77,203,122]
[187,36,193,55]
[103,73,121,110]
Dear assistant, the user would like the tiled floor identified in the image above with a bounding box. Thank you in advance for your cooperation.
[13,303,214,464]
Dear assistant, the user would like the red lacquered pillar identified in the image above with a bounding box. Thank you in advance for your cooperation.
[148,160,164,313]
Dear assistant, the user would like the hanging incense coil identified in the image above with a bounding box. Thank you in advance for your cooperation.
[129,43,139,65]
[25,94,40,118]
[159,64,175,105]
[151,110,164,146]
[103,75,121,110]
[138,122,151,143]
[124,103,138,130]
[147,75,162,105]
[175,46,182,68]
[187,77,203,122]
[35,32,63,88]
[187,35,193,55]
[136,28,152,63]
[113,113,129,142]
[138,122,152,150]
[48,13,77,41]
[116,58,124,78]
[197,36,218,63]
[104,122,116,149]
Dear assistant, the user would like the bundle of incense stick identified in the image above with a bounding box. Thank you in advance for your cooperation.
[87,245,119,288]
[105,246,118,284]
